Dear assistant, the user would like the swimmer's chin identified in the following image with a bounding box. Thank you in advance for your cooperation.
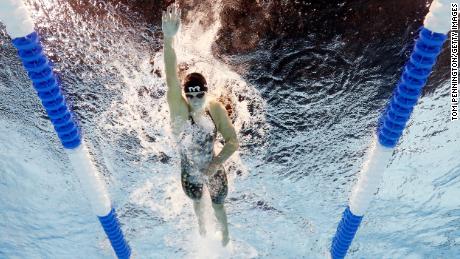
[189,100,207,112]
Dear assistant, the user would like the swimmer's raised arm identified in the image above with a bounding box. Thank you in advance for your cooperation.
[162,5,188,131]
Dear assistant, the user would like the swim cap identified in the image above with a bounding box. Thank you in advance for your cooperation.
[184,72,208,93]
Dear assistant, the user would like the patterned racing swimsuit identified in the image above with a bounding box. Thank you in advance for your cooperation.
[179,109,228,204]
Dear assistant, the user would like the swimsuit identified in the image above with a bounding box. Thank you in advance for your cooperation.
[179,109,228,204]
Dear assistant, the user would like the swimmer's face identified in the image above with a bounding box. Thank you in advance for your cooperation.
[185,91,206,110]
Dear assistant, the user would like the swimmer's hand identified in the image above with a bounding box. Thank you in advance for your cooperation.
[162,4,181,38]
[205,160,221,177]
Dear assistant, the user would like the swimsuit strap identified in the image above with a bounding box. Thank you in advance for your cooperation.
[206,110,215,124]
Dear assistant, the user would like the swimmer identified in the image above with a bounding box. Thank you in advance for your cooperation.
[162,4,239,246]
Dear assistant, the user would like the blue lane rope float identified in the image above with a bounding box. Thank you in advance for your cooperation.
[378,28,448,148]
[331,207,363,259]
[98,208,132,259]
[11,31,132,259]
[12,32,82,149]
[11,30,132,259]
[1,1,131,258]
[329,0,451,256]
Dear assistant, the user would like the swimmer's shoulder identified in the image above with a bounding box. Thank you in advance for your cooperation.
[208,98,228,128]
[208,98,226,117]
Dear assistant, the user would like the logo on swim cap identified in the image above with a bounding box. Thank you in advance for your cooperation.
[188,86,202,92]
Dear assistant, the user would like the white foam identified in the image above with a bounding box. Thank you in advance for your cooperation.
[0,0,35,38]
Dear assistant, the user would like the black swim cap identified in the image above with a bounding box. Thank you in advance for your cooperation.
[183,72,208,93]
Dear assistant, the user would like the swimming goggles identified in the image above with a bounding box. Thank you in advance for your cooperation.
[185,92,205,99]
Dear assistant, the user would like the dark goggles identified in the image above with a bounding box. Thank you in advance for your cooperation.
[185,92,205,99]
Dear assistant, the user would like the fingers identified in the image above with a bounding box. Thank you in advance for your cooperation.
[167,4,172,15]
[173,3,180,17]
[167,5,172,21]
[162,9,169,24]
[163,6,169,22]
[164,3,180,20]
[167,4,175,18]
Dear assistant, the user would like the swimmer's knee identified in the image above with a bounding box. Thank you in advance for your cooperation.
[184,189,202,201]
[193,199,204,209]
[212,200,225,206]
[186,194,202,202]
[211,194,226,205]
[212,202,224,208]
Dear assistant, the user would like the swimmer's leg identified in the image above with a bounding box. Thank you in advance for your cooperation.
[181,167,206,236]
[208,168,229,246]
[193,200,206,237]
[212,203,229,246]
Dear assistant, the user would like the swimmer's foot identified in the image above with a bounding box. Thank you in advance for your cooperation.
[199,223,206,237]
[221,230,230,246]
[194,200,206,237]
